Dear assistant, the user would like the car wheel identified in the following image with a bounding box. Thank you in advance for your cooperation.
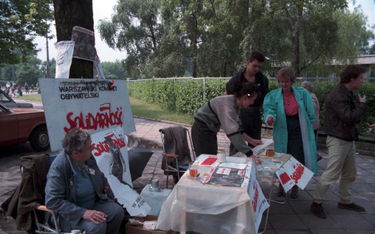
[30,126,50,152]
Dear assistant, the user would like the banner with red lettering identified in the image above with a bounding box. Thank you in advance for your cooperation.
[39,78,135,151]
[90,127,151,216]
[279,156,314,190]
[275,167,295,192]
[248,161,269,233]
[91,127,132,186]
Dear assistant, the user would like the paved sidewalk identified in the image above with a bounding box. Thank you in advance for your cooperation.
[129,117,375,234]
[1,113,374,233]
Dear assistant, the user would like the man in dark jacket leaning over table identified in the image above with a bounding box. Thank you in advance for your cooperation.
[45,128,124,233]
[311,65,367,219]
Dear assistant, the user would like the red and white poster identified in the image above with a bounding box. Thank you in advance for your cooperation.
[90,127,151,216]
[39,79,135,151]
[275,167,295,192]
[248,164,269,233]
[91,127,132,186]
[279,156,314,190]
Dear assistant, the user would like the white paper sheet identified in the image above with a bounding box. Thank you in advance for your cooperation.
[252,139,274,155]
[219,162,248,170]
[226,157,248,163]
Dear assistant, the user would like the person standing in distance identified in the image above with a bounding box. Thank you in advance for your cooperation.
[225,51,269,154]
[311,65,367,219]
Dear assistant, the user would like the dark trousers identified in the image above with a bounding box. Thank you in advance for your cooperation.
[286,114,305,165]
[230,109,262,155]
[191,120,217,156]
[70,201,124,234]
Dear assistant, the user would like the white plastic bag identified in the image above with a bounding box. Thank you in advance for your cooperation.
[54,41,75,78]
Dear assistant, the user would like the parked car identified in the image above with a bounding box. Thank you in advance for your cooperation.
[0,89,33,108]
[0,103,49,151]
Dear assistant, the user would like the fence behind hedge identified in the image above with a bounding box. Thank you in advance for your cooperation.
[127,77,375,137]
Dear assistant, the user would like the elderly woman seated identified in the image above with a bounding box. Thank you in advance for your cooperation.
[45,128,124,234]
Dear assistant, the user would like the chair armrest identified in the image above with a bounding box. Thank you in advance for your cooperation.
[37,205,55,214]
[162,153,179,158]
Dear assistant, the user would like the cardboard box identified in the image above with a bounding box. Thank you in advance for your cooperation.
[125,215,175,234]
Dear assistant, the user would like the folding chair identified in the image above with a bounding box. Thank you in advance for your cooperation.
[1,154,72,234]
[159,126,196,187]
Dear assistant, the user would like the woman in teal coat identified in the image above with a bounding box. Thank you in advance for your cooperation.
[263,67,317,198]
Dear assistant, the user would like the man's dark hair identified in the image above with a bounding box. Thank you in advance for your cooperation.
[248,51,265,63]
[340,65,366,84]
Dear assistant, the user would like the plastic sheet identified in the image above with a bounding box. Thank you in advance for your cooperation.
[140,184,172,216]
[156,169,257,234]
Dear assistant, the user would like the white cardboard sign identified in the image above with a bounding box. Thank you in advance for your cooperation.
[39,79,135,151]
[280,157,314,190]
[90,128,151,216]
[275,167,295,192]
[248,161,269,233]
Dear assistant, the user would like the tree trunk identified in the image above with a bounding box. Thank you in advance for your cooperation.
[222,60,227,77]
[53,0,94,79]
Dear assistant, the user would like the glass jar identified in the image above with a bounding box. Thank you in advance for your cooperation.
[217,149,226,163]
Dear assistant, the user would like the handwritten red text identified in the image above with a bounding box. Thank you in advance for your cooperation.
[92,133,126,156]
[64,103,123,132]
[290,163,304,184]
[252,181,259,212]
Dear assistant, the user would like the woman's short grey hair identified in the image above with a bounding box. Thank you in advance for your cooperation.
[301,81,314,92]
[62,128,91,155]
[276,67,296,84]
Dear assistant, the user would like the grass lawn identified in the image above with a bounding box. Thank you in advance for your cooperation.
[14,94,43,102]
[14,94,194,125]
[129,96,194,124]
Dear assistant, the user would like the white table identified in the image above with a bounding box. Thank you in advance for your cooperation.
[156,155,266,234]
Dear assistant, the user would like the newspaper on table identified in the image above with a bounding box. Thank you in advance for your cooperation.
[202,157,252,187]
[203,167,247,187]
[194,154,219,167]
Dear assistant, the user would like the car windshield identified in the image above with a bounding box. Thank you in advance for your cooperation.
[0,92,12,103]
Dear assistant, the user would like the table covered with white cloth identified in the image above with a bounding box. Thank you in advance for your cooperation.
[156,155,268,234]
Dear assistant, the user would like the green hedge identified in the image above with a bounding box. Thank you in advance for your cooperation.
[127,79,375,137]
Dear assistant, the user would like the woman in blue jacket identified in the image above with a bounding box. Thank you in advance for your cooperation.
[263,67,317,199]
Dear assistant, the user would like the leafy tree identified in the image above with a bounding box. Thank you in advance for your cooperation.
[165,0,247,77]
[244,0,348,76]
[41,58,56,78]
[99,0,374,79]
[16,56,43,85]
[333,8,374,57]
[0,64,20,83]
[98,0,162,79]
[0,0,54,65]
[101,61,129,79]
